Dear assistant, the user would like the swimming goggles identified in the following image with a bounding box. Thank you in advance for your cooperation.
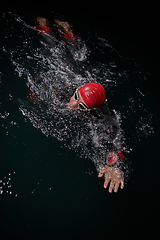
[74,89,89,111]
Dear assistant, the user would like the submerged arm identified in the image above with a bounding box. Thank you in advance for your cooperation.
[93,107,125,192]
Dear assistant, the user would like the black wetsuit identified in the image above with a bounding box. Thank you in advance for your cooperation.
[52,86,126,169]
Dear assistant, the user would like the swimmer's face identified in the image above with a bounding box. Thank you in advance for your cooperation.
[69,90,89,110]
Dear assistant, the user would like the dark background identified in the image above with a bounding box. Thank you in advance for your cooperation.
[1,1,160,239]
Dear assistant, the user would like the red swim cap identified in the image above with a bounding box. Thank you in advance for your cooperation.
[79,83,106,109]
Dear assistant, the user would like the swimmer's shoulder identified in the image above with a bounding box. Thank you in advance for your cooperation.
[90,103,114,118]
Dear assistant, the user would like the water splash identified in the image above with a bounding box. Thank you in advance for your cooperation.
[1,12,154,182]
[0,171,18,197]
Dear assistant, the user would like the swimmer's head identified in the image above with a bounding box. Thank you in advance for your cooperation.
[69,82,106,110]
[79,83,106,109]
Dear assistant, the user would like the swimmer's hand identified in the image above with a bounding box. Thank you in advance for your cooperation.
[98,165,124,193]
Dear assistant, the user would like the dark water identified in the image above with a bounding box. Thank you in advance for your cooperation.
[0,6,160,240]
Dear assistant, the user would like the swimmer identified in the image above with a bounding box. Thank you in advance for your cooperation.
[27,80,125,193]
[69,82,125,193]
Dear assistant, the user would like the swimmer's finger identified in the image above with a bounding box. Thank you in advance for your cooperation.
[114,181,120,193]
[109,180,115,193]
[104,176,110,189]
[98,173,103,178]
[120,179,124,189]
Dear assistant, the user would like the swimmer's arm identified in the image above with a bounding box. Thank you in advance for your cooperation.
[98,164,124,193]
